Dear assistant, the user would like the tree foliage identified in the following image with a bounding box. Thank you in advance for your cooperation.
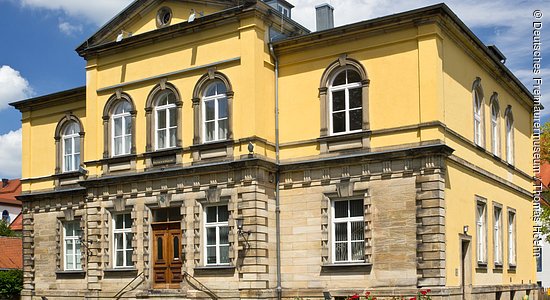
[0,221,16,237]
[0,269,22,299]
[541,122,550,163]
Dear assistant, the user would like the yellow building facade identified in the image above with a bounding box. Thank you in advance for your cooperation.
[11,1,536,299]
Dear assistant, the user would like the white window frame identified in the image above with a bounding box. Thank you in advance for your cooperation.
[62,122,80,172]
[493,205,503,266]
[64,220,82,271]
[508,210,516,267]
[202,82,228,143]
[111,102,132,156]
[505,112,514,164]
[331,199,365,263]
[476,200,487,264]
[329,68,363,136]
[277,4,290,17]
[204,204,230,266]
[473,89,483,147]
[490,102,500,156]
[154,96,177,150]
[113,213,133,268]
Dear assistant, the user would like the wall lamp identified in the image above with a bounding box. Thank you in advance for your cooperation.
[235,217,251,249]
[463,225,469,234]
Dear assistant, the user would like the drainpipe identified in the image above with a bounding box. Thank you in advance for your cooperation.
[268,42,282,300]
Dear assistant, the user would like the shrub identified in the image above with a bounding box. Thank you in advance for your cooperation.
[0,269,23,299]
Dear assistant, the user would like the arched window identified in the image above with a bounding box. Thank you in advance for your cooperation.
[2,210,9,223]
[55,115,84,174]
[329,68,363,135]
[155,90,177,150]
[112,101,132,156]
[490,94,500,156]
[472,78,484,147]
[192,71,234,145]
[62,121,81,172]
[202,80,228,142]
[103,92,136,158]
[505,106,514,164]
[319,56,369,139]
[145,82,182,152]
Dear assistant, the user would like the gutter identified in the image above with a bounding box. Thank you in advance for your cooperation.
[268,42,282,300]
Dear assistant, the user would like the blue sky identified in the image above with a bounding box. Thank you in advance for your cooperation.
[0,0,548,178]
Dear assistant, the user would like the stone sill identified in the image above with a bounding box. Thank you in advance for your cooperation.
[103,268,138,278]
[55,270,86,279]
[321,262,372,273]
[193,265,235,276]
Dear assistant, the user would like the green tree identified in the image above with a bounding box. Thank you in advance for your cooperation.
[0,269,22,299]
[0,221,16,237]
[541,122,550,163]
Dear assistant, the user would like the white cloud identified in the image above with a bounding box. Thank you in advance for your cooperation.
[19,0,132,25]
[0,129,21,179]
[58,21,83,36]
[0,66,33,111]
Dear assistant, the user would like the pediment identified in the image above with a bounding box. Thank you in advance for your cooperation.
[77,0,239,55]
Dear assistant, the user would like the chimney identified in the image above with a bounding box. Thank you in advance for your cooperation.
[315,3,334,31]
[1,179,8,188]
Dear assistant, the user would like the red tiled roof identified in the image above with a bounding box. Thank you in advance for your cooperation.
[540,163,550,189]
[9,213,22,231]
[0,179,21,206]
[0,237,22,269]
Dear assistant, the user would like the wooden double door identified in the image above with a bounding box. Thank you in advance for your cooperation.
[152,222,182,289]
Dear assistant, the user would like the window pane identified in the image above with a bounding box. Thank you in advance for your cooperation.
[334,223,347,242]
[66,240,74,255]
[206,227,216,245]
[74,137,80,153]
[157,109,166,129]
[114,137,122,155]
[205,100,215,121]
[66,254,74,269]
[166,92,176,104]
[351,221,364,240]
[349,200,363,217]
[125,214,132,228]
[125,136,131,154]
[332,90,345,111]
[216,82,227,94]
[116,250,123,266]
[351,241,364,260]
[205,84,217,97]
[64,155,72,172]
[169,128,177,147]
[218,98,228,118]
[64,138,72,155]
[173,236,179,259]
[220,245,229,264]
[335,242,347,261]
[334,201,348,218]
[169,108,177,127]
[126,250,133,266]
[207,246,216,264]
[218,119,228,141]
[114,118,122,136]
[116,214,124,229]
[126,232,133,249]
[218,206,229,222]
[206,207,217,223]
[333,71,346,86]
[205,121,215,142]
[125,116,132,135]
[74,154,80,169]
[349,88,362,108]
[115,233,123,250]
[157,237,163,260]
[347,70,361,83]
[219,226,229,244]
[157,130,166,149]
[332,112,346,133]
[349,109,362,131]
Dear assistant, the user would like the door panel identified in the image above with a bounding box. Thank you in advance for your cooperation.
[152,223,182,289]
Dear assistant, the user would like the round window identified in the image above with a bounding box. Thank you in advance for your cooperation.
[156,7,172,28]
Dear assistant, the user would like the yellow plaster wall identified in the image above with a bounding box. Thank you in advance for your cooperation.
[445,162,536,287]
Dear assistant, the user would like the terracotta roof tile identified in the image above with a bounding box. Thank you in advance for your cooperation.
[0,179,21,206]
[0,237,22,269]
[9,213,22,231]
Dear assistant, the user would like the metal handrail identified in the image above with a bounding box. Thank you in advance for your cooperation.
[113,271,145,299]
[183,271,219,300]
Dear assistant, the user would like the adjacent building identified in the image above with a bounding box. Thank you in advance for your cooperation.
[10,1,537,299]
[0,179,22,225]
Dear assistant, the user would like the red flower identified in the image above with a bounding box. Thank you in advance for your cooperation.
[410,298,417,300]
[426,289,431,293]
[421,290,427,295]
[365,291,371,296]
[350,294,360,300]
